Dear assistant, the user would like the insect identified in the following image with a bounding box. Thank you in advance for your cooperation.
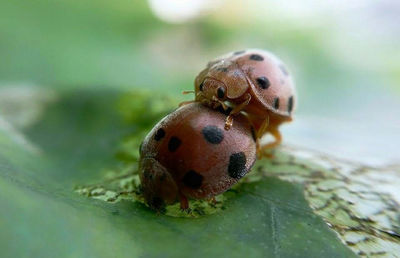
[182,49,296,157]
[139,103,257,210]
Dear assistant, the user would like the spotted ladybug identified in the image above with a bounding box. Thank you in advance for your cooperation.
[183,49,296,156]
[139,103,257,210]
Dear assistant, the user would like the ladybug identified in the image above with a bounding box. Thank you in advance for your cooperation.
[184,49,296,156]
[139,103,257,211]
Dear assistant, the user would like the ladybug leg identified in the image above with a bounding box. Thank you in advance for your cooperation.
[179,90,197,107]
[179,192,190,211]
[256,116,270,139]
[259,127,282,158]
[255,116,271,159]
[256,140,261,159]
[256,139,273,159]
[224,94,251,130]
[182,90,195,94]
[208,197,217,204]
[211,96,229,110]
[178,100,196,107]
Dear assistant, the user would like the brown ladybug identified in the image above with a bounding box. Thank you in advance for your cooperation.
[139,103,256,210]
[182,49,296,156]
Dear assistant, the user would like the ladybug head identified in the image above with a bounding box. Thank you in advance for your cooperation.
[196,77,227,109]
[139,157,178,211]
[194,59,248,107]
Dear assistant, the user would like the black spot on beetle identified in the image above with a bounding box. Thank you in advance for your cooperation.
[202,125,224,144]
[233,50,245,55]
[183,170,203,189]
[228,152,247,179]
[288,96,294,113]
[154,128,165,141]
[199,81,204,91]
[256,76,270,89]
[273,97,280,109]
[168,136,181,152]
[279,64,289,76]
[249,54,264,61]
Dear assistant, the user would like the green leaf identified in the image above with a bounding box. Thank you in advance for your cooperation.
[0,87,399,257]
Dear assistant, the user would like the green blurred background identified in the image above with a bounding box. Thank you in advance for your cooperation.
[0,1,399,257]
[0,0,399,165]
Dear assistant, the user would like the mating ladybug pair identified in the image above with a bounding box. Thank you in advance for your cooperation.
[139,49,296,210]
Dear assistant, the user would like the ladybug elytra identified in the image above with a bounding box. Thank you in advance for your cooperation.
[139,103,256,210]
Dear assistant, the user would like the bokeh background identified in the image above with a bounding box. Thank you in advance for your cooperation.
[1,0,399,166]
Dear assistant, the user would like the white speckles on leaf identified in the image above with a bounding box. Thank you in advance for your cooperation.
[255,145,400,257]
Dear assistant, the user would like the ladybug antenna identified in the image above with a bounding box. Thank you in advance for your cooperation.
[182,90,195,95]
